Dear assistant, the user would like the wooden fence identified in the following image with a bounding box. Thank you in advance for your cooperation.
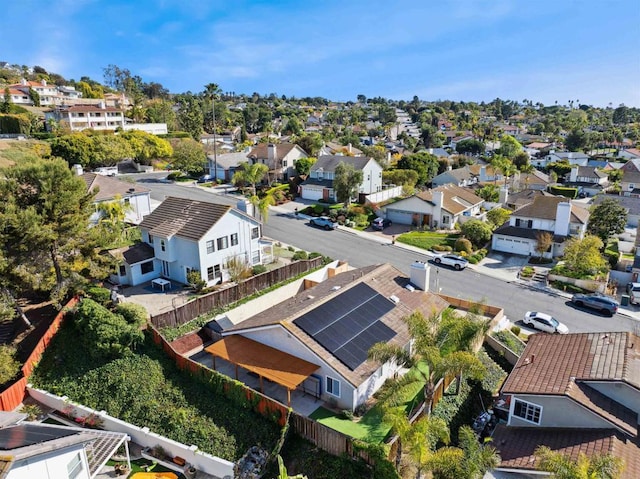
[150,258,323,329]
[0,297,79,411]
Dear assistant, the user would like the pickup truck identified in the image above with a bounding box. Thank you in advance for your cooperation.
[431,253,468,270]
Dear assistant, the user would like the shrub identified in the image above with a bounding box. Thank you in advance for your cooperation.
[166,171,184,180]
[460,219,492,247]
[292,250,308,261]
[287,246,295,252]
[186,270,206,291]
[454,238,473,254]
[432,244,453,252]
[312,204,325,214]
[468,256,479,264]
[0,345,20,384]
[114,303,148,328]
[252,265,267,275]
[86,286,111,305]
[340,409,355,420]
[510,325,521,336]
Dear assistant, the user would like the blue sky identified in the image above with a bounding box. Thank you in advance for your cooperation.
[2,0,639,106]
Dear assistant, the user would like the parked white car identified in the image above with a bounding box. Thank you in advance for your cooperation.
[432,253,468,270]
[523,311,569,334]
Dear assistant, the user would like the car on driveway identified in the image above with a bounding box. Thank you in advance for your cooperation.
[626,282,640,304]
[198,174,214,183]
[523,311,569,334]
[571,292,618,316]
[309,216,338,230]
[371,217,392,230]
[432,253,468,270]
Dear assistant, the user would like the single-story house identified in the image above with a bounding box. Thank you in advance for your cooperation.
[492,332,640,479]
[383,184,483,228]
[207,263,449,411]
[206,151,250,182]
[431,166,478,188]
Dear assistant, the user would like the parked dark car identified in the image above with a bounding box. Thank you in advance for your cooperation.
[309,216,338,230]
[571,292,618,316]
[198,174,214,183]
[371,217,392,230]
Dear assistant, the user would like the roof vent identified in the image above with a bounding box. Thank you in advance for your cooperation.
[405,284,415,292]
[389,295,400,304]
[306,295,314,300]
[331,286,342,291]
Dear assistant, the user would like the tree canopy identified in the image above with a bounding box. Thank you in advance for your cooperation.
[561,235,608,278]
[171,138,206,176]
[333,162,363,206]
[396,152,439,185]
[460,219,493,247]
[587,198,627,242]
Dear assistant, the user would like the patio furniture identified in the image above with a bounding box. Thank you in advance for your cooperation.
[151,278,171,292]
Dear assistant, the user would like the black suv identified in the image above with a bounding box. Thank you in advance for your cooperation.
[571,292,618,316]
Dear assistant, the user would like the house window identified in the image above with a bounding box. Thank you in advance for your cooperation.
[326,376,340,397]
[140,261,154,275]
[251,227,259,239]
[119,265,126,276]
[206,240,215,254]
[442,215,450,224]
[160,240,166,252]
[515,219,521,227]
[283,160,288,167]
[217,236,228,250]
[124,198,130,205]
[231,233,238,246]
[67,452,84,479]
[513,399,542,424]
[148,233,153,244]
[527,220,533,228]
[207,266,215,281]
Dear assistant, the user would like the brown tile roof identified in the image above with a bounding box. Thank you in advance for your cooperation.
[506,189,553,208]
[417,184,483,214]
[512,195,589,224]
[502,332,640,395]
[248,143,299,160]
[81,173,149,202]
[138,196,238,241]
[226,263,449,387]
[492,425,640,479]
[62,105,123,112]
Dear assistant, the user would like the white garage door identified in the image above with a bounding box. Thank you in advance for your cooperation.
[494,236,531,255]
[301,186,323,201]
[386,209,413,225]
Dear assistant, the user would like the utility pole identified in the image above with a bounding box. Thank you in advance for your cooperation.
[212,94,218,181]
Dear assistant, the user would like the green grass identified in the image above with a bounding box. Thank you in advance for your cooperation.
[309,363,428,444]
[396,231,460,250]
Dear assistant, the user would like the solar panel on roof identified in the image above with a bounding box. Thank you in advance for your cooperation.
[294,283,397,371]
[0,424,77,450]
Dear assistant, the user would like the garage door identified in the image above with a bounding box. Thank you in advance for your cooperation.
[493,236,531,255]
[301,186,323,201]
[386,209,413,225]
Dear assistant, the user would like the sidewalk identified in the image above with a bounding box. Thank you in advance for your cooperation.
[270,201,640,322]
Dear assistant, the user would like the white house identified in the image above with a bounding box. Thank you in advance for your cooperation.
[111,197,265,287]
[45,103,126,132]
[563,166,609,197]
[206,263,449,411]
[491,196,589,256]
[531,150,590,168]
[300,155,383,202]
[0,412,129,479]
[383,184,484,228]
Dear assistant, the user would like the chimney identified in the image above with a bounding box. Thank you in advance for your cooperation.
[236,199,254,217]
[387,151,392,164]
[554,200,571,236]
[72,164,83,176]
[432,190,444,228]
[41,79,47,86]
[409,261,430,291]
[99,101,106,109]
[480,165,487,181]
[347,143,352,154]
[267,144,277,164]
[499,185,509,204]
[570,166,578,182]
[21,78,27,86]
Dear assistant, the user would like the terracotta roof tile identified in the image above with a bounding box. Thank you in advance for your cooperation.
[417,184,483,215]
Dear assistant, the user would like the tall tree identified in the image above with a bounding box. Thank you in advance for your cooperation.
[587,198,627,242]
[0,158,110,303]
[534,445,623,479]
[232,161,268,196]
[171,138,206,177]
[368,309,486,415]
[333,161,363,206]
[562,235,608,277]
[176,95,204,140]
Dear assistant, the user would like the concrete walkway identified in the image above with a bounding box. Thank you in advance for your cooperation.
[270,200,640,322]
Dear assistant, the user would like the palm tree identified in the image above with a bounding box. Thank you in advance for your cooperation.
[368,308,487,415]
[275,455,308,479]
[251,192,275,223]
[534,446,624,479]
[404,414,450,479]
[232,161,268,196]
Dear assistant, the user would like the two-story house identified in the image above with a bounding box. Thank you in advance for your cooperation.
[619,159,640,197]
[492,196,589,256]
[110,197,264,287]
[45,103,126,132]
[564,166,609,197]
[532,150,590,168]
[431,165,478,188]
[492,332,640,479]
[247,143,308,182]
[383,184,483,228]
[299,155,383,202]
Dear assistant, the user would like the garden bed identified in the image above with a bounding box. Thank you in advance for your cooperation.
[396,231,460,250]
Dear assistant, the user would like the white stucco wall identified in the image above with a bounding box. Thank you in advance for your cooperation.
[509,395,615,429]
[9,445,90,479]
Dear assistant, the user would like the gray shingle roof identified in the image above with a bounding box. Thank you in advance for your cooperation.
[311,155,372,172]
[138,196,233,241]
[81,173,149,202]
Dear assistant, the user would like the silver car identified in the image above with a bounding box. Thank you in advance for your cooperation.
[309,216,337,230]
[433,253,468,270]
[523,311,569,334]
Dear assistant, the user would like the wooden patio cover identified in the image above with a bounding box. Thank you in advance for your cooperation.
[205,335,320,391]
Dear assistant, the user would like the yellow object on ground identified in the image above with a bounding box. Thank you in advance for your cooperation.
[130,473,178,479]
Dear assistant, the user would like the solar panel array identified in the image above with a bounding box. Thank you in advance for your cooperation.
[0,424,77,450]
[294,283,397,370]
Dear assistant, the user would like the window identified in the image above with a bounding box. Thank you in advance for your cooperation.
[231,233,238,246]
[207,266,215,281]
[160,240,166,252]
[515,219,521,227]
[67,453,84,479]
[527,220,533,228]
[283,160,288,167]
[217,236,228,250]
[124,198,130,205]
[119,265,126,276]
[513,399,542,424]
[206,240,215,254]
[251,227,259,239]
[326,376,340,397]
[443,215,450,224]
[148,233,154,244]
[140,261,154,275]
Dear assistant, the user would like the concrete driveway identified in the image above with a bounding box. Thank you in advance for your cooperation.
[473,252,530,282]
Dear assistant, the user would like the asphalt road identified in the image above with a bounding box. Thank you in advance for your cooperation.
[129,173,639,335]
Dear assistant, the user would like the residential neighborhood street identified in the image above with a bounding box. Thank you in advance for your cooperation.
[130,173,640,335]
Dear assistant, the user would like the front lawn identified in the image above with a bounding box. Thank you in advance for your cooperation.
[396,231,460,250]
